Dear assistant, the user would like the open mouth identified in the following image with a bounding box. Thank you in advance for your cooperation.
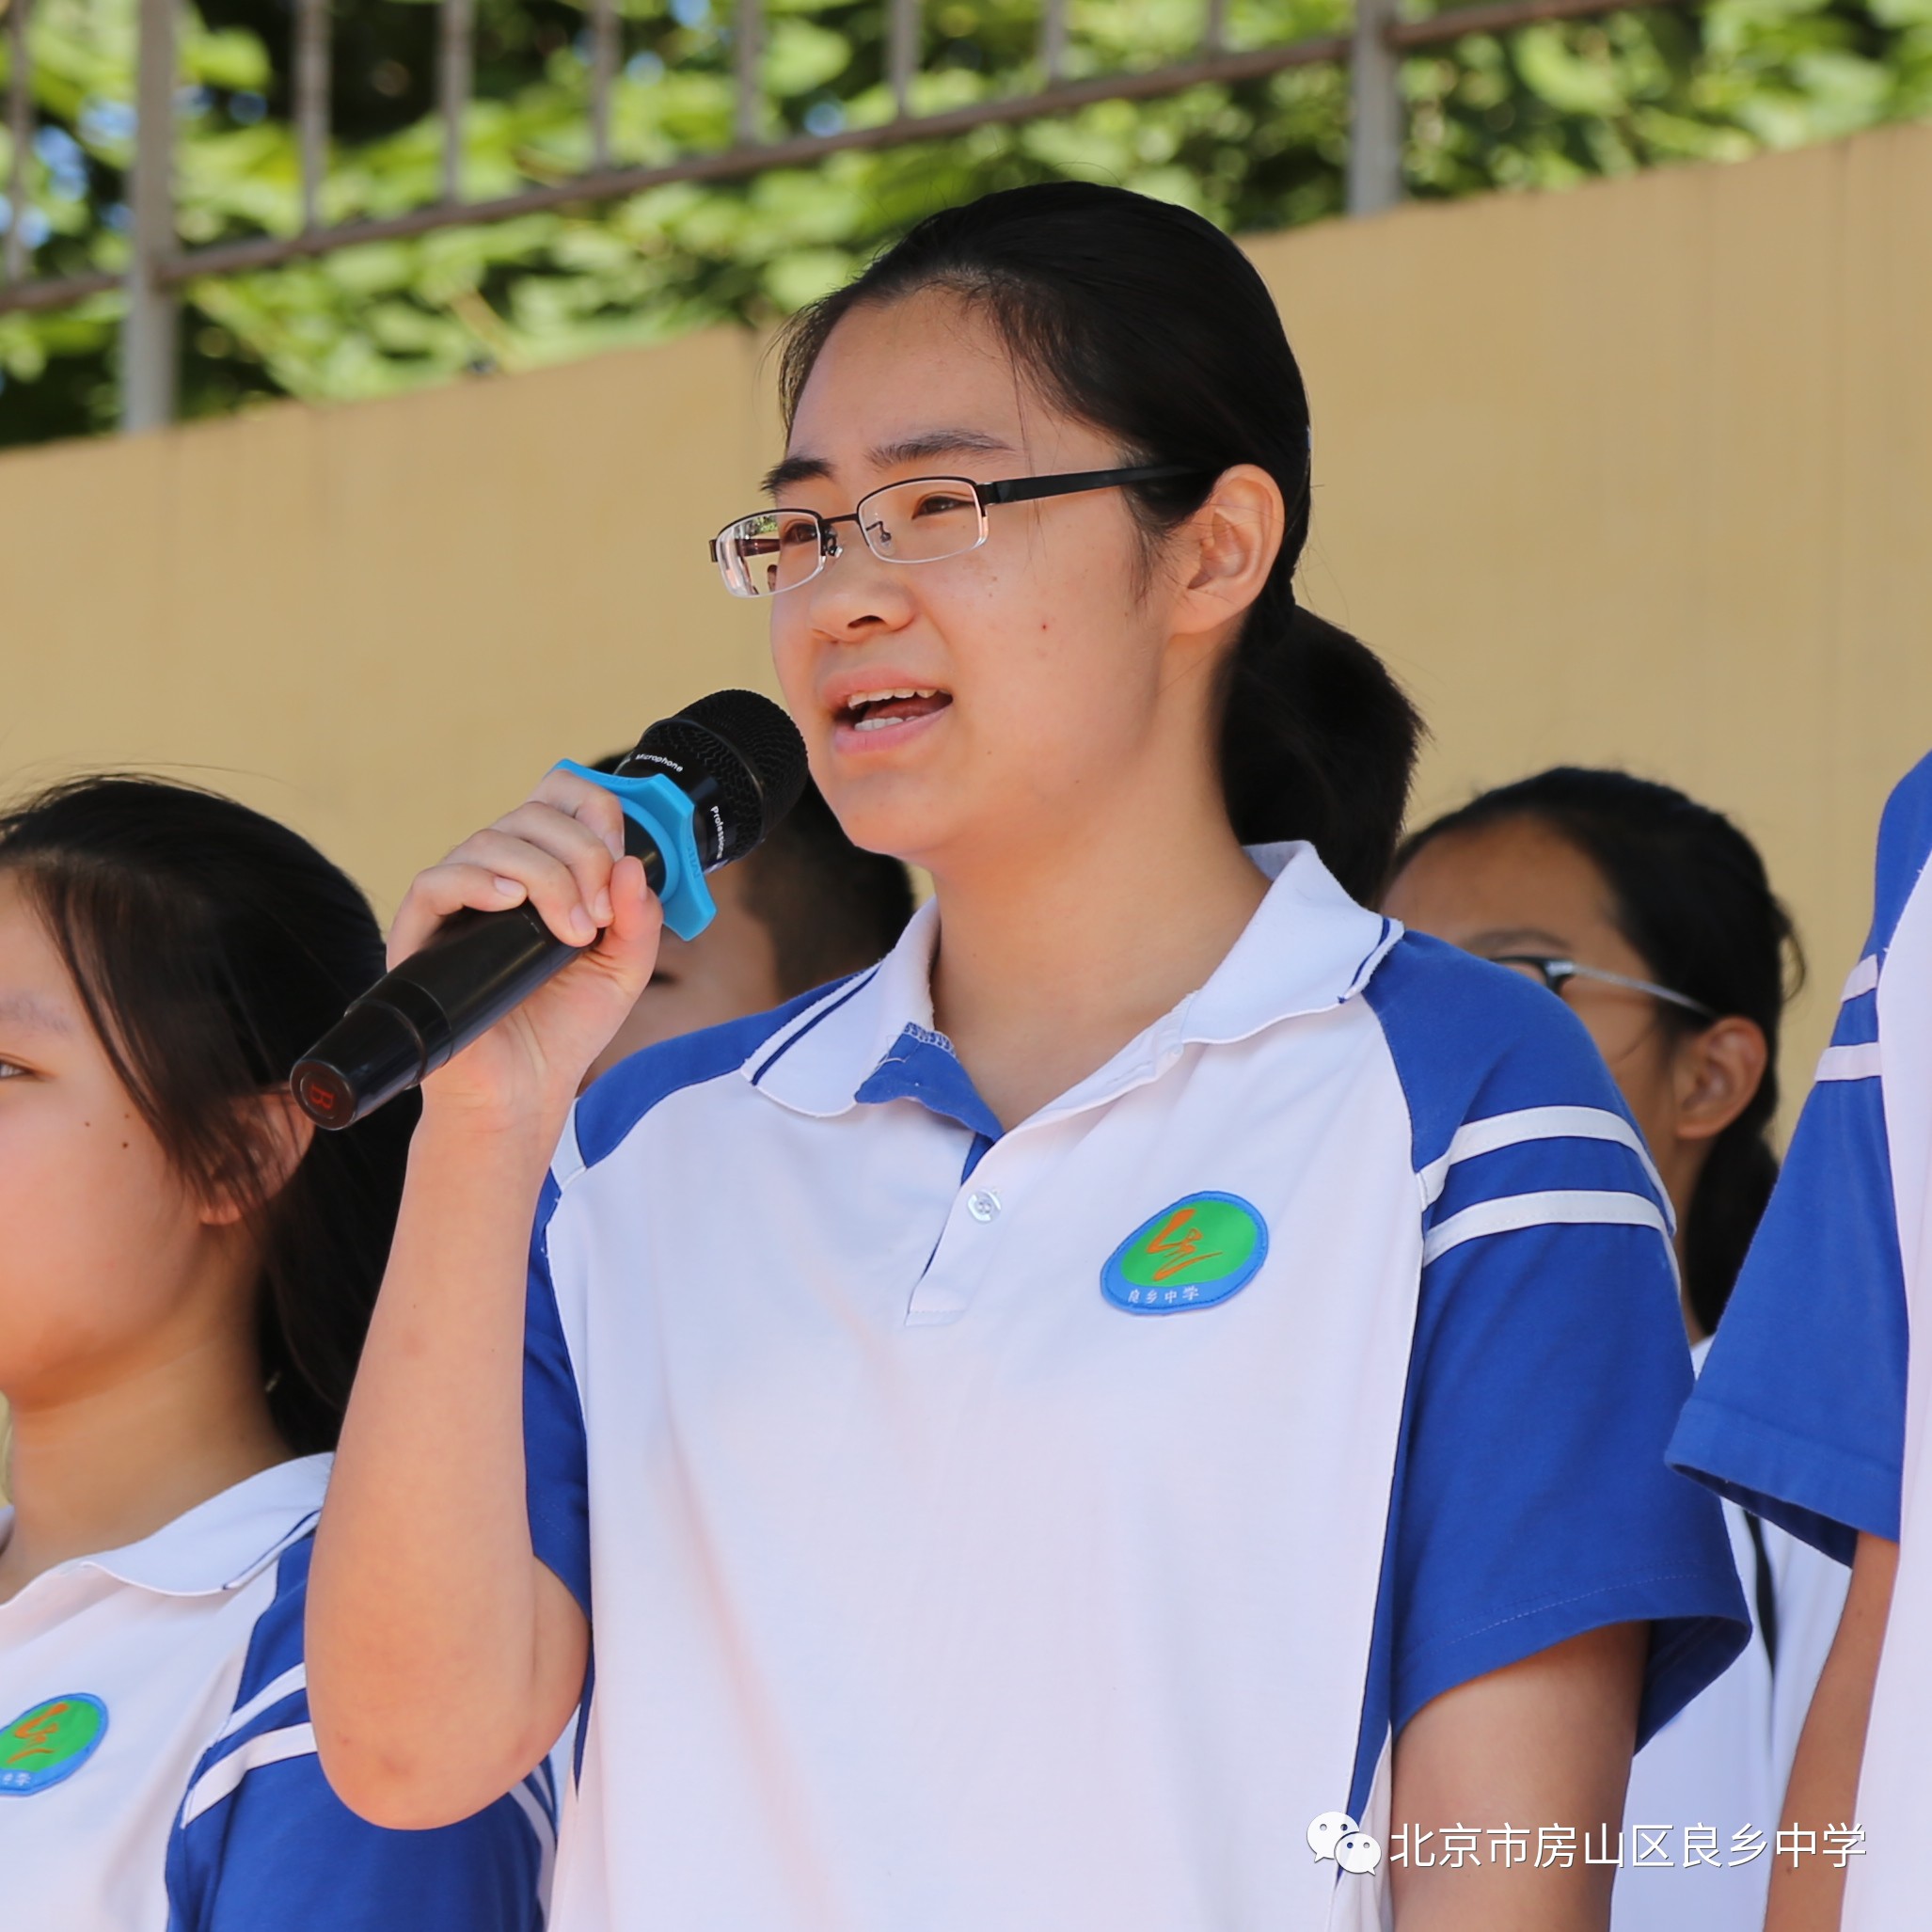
[836,688,953,734]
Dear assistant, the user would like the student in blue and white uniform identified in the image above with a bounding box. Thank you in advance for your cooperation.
[1670,749,1932,1932]
[0,778,554,1930]
[309,184,1748,1931]
[1386,767,1850,1932]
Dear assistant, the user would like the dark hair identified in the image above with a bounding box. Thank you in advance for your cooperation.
[1397,768,1802,1333]
[0,776,417,1453]
[774,182,1423,904]
[591,759,914,993]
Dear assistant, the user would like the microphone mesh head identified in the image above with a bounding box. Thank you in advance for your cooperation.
[625,689,808,865]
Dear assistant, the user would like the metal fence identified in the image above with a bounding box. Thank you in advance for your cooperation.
[0,0,1686,433]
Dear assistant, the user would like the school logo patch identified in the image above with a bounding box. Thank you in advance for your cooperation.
[0,1694,108,1795]
[1101,1192,1269,1314]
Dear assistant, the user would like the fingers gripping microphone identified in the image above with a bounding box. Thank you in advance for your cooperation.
[291,690,808,1130]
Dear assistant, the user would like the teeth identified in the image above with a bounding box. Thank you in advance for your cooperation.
[847,687,940,708]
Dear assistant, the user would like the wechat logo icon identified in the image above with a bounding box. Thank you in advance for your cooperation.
[1307,1810,1384,1877]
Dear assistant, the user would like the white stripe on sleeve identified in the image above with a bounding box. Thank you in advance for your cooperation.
[181,1722,319,1827]
[1418,1105,1671,1230]
[212,1664,306,1745]
[1841,954,1880,1003]
[1421,1188,1672,1266]
[510,1772,559,1919]
[1816,1042,1882,1084]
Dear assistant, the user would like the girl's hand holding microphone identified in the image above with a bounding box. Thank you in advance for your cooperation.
[389,767,663,1133]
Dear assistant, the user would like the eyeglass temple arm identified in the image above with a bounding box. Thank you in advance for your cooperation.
[1510,956,1716,1020]
[980,464,1202,507]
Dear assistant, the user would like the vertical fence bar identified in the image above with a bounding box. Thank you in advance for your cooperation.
[123,0,177,428]
[1039,0,1067,82]
[591,0,617,166]
[887,0,916,117]
[733,0,760,144]
[294,0,329,230]
[439,0,472,202]
[1203,0,1227,55]
[4,0,30,284]
[1345,0,1401,214]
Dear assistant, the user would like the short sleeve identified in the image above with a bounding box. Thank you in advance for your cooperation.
[526,1169,592,1620]
[1667,753,1932,1562]
[167,1541,555,1932]
[168,1754,552,1932]
[1668,1067,1908,1562]
[1360,938,1749,1802]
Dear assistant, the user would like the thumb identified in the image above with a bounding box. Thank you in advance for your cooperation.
[594,854,664,997]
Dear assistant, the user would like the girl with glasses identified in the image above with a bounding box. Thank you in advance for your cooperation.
[309,183,1744,1932]
[0,779,554,1931]
[1385,766,1847,1932]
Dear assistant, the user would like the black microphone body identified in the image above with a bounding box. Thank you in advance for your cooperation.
[293,690,808,1130]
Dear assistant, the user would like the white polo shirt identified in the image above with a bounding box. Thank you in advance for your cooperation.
[1613,1340,1848,1932]
[1672,749,1932,1924]
[529,839,1746,1932]
[0,1456,555,1931]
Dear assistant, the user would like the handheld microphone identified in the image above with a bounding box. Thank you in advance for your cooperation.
[291,689,808,1130]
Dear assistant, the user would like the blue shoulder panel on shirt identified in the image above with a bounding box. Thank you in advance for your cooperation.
[166,1538,554,1932]
[527,1170,590,1622]
[573,978,850,1169]
[1345,937,1747,1816]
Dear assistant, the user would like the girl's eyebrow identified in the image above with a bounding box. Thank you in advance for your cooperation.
[762,429,1017,499]
[0,990,73,1035]
[1465,926,1573,955]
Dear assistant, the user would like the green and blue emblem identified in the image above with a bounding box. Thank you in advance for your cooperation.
[0,1694,108,1796]
[1101,1192,1268,1314]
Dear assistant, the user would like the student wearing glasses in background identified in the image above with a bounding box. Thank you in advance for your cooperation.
[1385,766,1849,1932]
[308,185,1745,1932]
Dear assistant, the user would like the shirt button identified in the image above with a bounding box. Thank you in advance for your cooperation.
[967,1188,1001,1224]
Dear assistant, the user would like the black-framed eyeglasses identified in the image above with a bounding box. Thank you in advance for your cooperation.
[1489,954,1717,1021]
[708,464,1201,599]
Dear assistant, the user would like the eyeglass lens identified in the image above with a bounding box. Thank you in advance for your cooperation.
[716,479,988,598]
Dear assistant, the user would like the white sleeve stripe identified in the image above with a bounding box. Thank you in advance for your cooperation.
[1816,1042,1882,1084]
[1418,1105,1671,1230]
[1422,1188,1672,1265]
[510,1774,558,1918]
[180,1722,318,1827]
[213,1663,306,1744]
[551,1104,587,1189]
[1841,954,1880,1003]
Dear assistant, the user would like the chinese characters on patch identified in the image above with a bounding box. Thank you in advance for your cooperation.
[1385,1822,1866,1871]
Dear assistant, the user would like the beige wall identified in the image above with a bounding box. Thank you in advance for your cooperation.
[4,120,1930,1102]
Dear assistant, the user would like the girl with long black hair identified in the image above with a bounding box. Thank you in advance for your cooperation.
[0,778,554,1930]
[1386,767,1846,1932]
[309,184,1746,1931]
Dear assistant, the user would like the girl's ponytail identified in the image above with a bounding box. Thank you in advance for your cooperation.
[1221,594,1424,902]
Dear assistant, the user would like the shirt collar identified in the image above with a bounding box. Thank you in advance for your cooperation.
[0,1454,331,1600]
[745,842,1399,1128]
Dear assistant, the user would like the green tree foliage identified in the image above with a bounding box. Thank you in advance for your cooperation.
[0,0,1927,444]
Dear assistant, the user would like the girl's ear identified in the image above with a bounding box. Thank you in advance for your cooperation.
[1170,464,1286,642]
[198,1090,316,1228]
[1671,1016,1769,1146]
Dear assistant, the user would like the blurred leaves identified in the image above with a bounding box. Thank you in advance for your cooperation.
[0,0,1926,443]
